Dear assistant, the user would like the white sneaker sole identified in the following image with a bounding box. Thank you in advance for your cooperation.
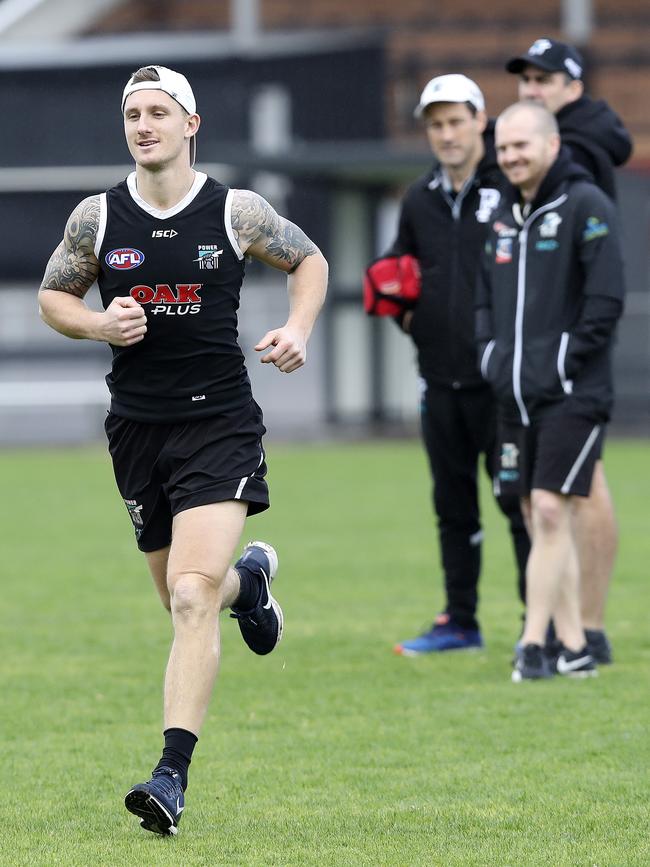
[558,669,599,678]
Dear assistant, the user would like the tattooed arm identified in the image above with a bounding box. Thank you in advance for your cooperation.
[231,189,328,372]
[39,196,147,347]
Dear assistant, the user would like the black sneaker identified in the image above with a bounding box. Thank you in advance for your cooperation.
[513,619,559,667]
[556,646,598,678]
[585,629,613,665]
[512,643,554,683]
[125,767,184,836]
[230,541,283,655]
[543,636,563,671]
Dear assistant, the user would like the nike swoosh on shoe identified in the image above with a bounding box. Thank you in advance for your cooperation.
[260,568,274,609]
[557,654,591,673]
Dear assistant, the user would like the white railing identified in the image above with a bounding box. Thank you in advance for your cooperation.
[0,380,109,406]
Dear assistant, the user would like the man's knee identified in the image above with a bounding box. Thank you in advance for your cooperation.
[169,571,221,622]
[531,489,569,535]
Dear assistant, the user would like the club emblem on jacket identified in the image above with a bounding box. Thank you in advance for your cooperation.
[539,212,562,238]
[475,188,501,223]
[495,237,513,264]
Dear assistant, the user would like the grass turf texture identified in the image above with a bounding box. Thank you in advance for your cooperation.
[0,439,648,866]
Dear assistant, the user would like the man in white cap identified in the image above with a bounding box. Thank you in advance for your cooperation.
[39,65,328,836]
[384,74,530,656]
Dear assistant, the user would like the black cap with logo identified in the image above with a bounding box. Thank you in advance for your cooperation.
[506,37,584,81]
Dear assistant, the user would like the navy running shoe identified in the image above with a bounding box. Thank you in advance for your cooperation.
[394,613,483,655]
[543,636,563,671]
[513,621,561,668]
[512,643,555,682]
[230,541,283,655]
[125,767,184,836]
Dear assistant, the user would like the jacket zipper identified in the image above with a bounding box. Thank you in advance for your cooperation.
[440,173,474,387]
[480,339,496,379]
[512,194,568,426]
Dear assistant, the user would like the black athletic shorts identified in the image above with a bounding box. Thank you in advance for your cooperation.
[105,399,269,552]
[494,412,604,498]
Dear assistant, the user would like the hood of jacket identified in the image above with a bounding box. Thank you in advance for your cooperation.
[557,95,633,167]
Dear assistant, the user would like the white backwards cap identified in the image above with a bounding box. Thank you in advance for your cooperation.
[121,65,198,164]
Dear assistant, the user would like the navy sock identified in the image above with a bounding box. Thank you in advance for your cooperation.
[154,728,197,791]
[232,564,260,611]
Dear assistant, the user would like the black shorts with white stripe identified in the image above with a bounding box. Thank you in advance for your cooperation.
[105,399,269,552]
[494,412,604,499]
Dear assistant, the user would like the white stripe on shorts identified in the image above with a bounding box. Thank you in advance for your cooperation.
[234,448,265,500]
[560,425,601,494]
[234,476,248,500]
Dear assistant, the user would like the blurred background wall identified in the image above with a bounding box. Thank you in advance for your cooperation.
[0,0,648,443]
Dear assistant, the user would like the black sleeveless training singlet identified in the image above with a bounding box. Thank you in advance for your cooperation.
[96,172,251,422]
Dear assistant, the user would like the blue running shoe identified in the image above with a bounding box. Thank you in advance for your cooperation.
[394,613,483,655]
[231,541,283,655]
[125,767,184,836]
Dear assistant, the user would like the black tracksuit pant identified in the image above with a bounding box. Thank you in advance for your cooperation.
[420,379,530,630]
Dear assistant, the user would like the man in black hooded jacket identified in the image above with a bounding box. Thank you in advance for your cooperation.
[477,101,625,681]
[506,37,632,200]
[386,75,530,656]
[505,37,632,662]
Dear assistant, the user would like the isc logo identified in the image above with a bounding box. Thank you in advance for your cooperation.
[106,248,145,270]
[152,229,178,238]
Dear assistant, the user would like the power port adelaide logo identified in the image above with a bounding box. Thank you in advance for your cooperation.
[194,245,223,270]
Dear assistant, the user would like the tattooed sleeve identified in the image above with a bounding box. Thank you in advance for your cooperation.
[231,189,318,272]
[40,195,101,298]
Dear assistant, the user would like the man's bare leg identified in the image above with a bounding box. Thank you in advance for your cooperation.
[146,546,171,611]
[551,525,584,652]
[125,501,248,835]
[573,461,617,630]
[162,500,247,735]
[521,489,583,650]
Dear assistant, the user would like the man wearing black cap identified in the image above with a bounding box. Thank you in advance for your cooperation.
[506,37,633,201]
[505,38,633,664]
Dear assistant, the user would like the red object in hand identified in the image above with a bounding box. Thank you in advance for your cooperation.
[363,254,421,316]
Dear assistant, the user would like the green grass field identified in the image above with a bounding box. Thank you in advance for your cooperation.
[1,439,648,866]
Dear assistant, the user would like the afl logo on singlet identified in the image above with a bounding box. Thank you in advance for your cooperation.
[106,248,145,270]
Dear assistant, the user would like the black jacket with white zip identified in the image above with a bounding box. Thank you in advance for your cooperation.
[388,125,504,387]
[475,150,625,425]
